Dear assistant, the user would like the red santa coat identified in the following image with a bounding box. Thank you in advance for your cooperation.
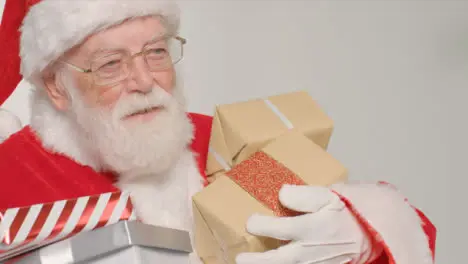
[0,112,436,264]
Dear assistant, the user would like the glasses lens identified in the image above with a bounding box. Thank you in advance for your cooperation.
[92,52,128,86]
[144,37,182,71]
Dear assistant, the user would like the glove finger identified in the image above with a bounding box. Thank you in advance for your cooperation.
[245,213,302,240]
[235,242,300,264]
[279,185,344,213]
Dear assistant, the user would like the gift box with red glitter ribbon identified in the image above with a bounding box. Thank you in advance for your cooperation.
[193,130,348,264]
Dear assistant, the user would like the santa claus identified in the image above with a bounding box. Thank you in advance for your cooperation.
[0,0,436,263]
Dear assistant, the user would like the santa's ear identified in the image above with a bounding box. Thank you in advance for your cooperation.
[42,67,71,111]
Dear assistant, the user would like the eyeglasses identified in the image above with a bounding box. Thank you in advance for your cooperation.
[62,35,186,86]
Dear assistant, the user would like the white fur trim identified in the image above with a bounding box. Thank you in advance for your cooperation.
[29,88,102,170]
[20,0,180,81]
[116,150,203,231]
[332,183,434,264]
[1,78,33,126]
[0,108,22,142]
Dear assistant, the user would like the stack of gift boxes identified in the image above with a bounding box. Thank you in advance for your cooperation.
[0,193,193,263]
[0,191,135,262]
[0,90,347,263]
[193,90,349,264]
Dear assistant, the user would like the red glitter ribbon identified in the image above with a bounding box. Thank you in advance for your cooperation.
[226,151,306,217]
[0,191,135,261]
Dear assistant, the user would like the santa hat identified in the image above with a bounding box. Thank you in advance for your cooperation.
[0,0,180,138]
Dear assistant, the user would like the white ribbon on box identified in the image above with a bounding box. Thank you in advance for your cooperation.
[208,99,295,172]
[262,99,294,130]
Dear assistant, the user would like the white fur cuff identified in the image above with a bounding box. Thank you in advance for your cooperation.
[332,183,434,264]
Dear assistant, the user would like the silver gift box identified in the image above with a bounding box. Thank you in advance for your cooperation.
[12,221,192,264]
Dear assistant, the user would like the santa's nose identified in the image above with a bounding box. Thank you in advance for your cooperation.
[126,58,154,94]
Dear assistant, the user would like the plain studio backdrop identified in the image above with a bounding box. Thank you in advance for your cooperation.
[1,0,466,263]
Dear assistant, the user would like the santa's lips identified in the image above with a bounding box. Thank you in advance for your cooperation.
[123,106,163,120]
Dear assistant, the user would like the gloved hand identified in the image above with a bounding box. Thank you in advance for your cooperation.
[235,184,377,264]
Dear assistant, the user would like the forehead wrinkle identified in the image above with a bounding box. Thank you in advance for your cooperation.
[82,18,168,58]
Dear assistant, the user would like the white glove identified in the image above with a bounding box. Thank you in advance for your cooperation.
[235,184,375,264]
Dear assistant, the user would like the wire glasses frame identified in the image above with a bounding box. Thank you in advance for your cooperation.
[62,35,187,86]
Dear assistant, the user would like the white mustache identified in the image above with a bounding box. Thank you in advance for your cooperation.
[112,89,173,119]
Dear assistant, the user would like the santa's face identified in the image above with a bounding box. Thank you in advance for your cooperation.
[52,16,193,178]
[66,16,177,111]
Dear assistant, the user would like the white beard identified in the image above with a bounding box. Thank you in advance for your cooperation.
[30,74,204,234]
[67,82,193,178]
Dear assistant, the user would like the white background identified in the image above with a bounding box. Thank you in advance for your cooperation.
[1,0,467,263]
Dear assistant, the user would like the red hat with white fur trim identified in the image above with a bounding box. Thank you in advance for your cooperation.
[0,0,180,138]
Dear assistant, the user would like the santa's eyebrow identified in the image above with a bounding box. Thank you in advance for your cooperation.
[145,31,169,45]
[85,31,170,59]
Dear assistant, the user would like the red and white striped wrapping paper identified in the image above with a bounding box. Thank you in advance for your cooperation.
[0,191,136,261]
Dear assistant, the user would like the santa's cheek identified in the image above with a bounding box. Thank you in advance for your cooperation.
[152,69,175,94]
[95,85,124,107]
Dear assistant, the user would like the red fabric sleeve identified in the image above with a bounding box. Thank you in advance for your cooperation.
[415,208,437,259]
[0,126,118,210]
[188,113,213,186]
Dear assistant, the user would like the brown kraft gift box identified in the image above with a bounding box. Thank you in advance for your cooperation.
[193,130,348,264]
[206,90,335,180]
